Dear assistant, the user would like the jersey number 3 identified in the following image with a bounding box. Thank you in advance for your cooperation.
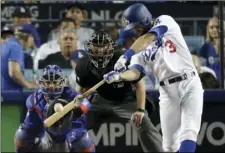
[165,40,176,53]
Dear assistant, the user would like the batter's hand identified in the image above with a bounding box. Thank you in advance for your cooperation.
[103,71,122,84]
[114,55,127,72]
[131,111,145,127]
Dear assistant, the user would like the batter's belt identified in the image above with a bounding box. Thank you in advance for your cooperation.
[160,71,196,86]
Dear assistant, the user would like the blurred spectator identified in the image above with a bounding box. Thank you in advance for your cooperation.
[47,3,94,45]
[38,28,86,69]
[11,7,30,28]
[192,54,217,78]
[47,17,76,41]
[105,26,119,42]
[18,23,41,69]
[199,72,220,89]
[5,7,41,48]
[1,25,34,69]
[38,28,87,90]
[34,18,84,70]
[198,16,221,80]
[1,27,37,91]
[65,3,94,44]
[1,26,14,44]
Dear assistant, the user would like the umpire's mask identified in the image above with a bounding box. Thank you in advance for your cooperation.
[85,29,115,68]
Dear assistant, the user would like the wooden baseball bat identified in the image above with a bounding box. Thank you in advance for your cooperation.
[44,79,106,128]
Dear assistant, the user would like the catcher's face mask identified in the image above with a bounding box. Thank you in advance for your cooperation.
[85,29,115,68]
[39,65,65,100]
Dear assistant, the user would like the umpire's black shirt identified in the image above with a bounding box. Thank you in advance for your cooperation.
[75,51,142,101]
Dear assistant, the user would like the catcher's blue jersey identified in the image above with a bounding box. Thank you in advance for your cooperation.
[24,87,90,139]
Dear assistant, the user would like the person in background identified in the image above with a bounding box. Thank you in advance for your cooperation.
[47,17,76,41]
[11,7,29,28]
[38,28,86,69]
[192,54,217,78]
[22,21,41,49]
[1,26,37,91]
[34,18,84,71]
[199,72,220,89]
[65,3,94,45]
[1,26,14,44]
[6,6,41,48]
[48,4,94,45]
[198,16,221,80]
[17,23,41,69]
[38,28,87,90]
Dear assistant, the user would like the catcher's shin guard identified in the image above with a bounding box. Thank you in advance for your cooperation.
[67,129,95,152]
[14,124,41,152]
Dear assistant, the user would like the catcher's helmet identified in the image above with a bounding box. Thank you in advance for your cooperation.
[122,3,152,31]
[39,65,66,100]
[85,29,115,68]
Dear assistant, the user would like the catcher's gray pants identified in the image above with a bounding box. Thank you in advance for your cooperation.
[86,95,163,152]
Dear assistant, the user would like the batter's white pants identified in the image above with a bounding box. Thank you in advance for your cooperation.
[159,72,204,152]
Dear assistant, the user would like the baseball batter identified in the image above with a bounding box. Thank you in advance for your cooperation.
[104,3,204,152]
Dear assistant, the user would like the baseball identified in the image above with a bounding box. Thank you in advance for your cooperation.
[54,103,64,112]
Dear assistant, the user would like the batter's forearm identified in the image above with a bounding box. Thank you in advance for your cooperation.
[135,80,146,110]
[121,69,141,81]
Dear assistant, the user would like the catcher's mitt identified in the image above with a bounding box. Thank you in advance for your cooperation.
[46,99,73,134]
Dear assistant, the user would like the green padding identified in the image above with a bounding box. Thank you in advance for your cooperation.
[1,104,22,152]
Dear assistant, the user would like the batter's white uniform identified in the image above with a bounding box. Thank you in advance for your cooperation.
[128,15,204,152]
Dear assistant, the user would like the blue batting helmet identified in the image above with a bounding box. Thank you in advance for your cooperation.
[122,3,152,31]
[39,65,66,100]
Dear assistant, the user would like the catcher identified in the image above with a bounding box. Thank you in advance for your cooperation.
[14,65,95,152]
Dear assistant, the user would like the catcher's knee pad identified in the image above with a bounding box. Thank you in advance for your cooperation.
[180,129,198,142]
[67,129,95,152]
[14,124,40,152]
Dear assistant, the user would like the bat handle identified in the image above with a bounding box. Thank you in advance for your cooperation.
[82,79,106,98]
